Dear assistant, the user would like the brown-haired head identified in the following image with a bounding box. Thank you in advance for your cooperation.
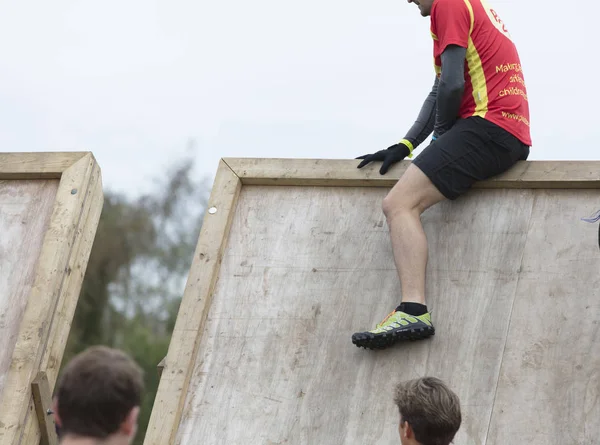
[393,376,461,445]
[53,345,144,442]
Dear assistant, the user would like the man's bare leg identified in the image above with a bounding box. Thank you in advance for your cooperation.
[351,164,446,349]
[382,164,446,305]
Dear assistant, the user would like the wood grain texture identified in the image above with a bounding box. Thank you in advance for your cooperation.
[0,152,89,179]
[486,189,600,445]
[147,157,600,444]
[20,160,104,445]
[172,186,549,445]
[0,180,59,404]
[31,372,58,445]
[418,188,536,445]
[223,158,600,188]
[144,160,242,445]
[0,153,103,445]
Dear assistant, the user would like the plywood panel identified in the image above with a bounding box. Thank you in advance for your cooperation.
[0,152,103,445]
[174,186,538,445]
[486,190,600,445]
[0,180,58,402]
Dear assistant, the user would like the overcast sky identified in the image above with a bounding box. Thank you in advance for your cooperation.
[0,0,595,196]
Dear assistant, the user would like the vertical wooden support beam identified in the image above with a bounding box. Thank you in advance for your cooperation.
[31,372,58,445]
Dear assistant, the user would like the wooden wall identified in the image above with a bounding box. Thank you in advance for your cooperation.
[146,159,600,445]
[0,153,103,445]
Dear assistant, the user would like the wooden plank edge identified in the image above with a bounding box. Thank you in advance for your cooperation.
[223,158,600,188]
[20,160,104,445]
[31,372,58,445]
[0,152,91,179]
[0,153,98,445]
[144,159,242,445]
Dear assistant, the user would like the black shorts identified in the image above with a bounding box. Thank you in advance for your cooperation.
[411,116,530,200]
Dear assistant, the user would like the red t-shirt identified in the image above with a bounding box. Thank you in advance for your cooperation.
[431,0,531,146]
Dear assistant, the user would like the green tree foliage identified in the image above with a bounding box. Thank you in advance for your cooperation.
[61,152,210,444]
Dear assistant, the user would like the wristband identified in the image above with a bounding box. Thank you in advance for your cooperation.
[399,139,414,159]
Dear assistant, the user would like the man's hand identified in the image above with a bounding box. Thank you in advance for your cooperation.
[356,141,412,175]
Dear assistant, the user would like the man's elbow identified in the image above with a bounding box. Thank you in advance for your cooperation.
[439,77,465,97]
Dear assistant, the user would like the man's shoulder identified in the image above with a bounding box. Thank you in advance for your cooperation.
[432,0,470,10]
[434,0,486,7]
[431,0,470,19]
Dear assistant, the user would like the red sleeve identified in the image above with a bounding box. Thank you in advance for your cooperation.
[431,0,472,58]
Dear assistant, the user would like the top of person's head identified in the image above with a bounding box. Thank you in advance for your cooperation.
[393,376,461,445]
[54,345,144,441]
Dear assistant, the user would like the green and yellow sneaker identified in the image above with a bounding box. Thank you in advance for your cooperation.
[352,308,435,350]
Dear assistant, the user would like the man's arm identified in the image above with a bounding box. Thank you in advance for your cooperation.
[355,81,437,173]
[356,77,440,174]
[396,44,467,147]
[402,76,439,148]
[433,44,467,137]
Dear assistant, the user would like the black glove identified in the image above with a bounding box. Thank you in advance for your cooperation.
[356,142,411,175]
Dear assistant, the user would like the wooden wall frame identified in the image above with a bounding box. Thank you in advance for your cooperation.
[144,158,600,445]
[0,152,103,445]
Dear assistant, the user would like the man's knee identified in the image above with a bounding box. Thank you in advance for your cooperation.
[382,164,446,219]
[382,185,413,219]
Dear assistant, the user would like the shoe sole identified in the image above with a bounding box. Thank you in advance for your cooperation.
[351,326,435,350]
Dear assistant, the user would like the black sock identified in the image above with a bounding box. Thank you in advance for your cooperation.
[396,302,428,316]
